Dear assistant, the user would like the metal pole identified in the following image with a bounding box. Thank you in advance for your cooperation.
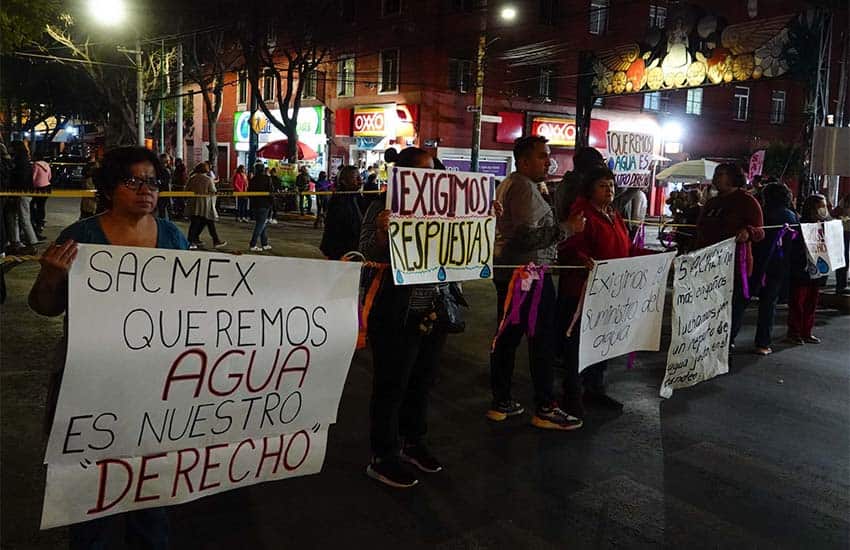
[159,39,166,154]
[471,27,486,172]
[176,43,184,160]
[136,36,145,146]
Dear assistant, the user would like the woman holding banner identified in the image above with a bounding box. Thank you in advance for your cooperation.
[359,146,448,489]
[558,165,653,418]
[29,146,186,549]
[695,163,764,350]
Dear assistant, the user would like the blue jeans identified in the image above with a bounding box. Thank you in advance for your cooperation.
[251,208,269,247]
[70,508,168,550]
[237,197,250,219]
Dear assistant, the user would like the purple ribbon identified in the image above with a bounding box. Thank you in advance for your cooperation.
[626,352,636,370]
[527,265,549,338]
[632,224,646,250]
[738,244,750,300]
[760,224,798,287]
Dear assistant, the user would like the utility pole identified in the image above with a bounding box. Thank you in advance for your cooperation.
[136,36,144,146]
[470,2,487,172]
[176,42,183,160]
[159,39,166,154]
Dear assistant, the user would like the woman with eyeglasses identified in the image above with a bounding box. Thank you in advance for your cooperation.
[28,147,186,549]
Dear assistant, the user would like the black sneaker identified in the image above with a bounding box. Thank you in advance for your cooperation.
[401,444,443,473]
[531,404,583,431]
[486,399,525,421]
[583,391,624,411]
[366,458,419,488]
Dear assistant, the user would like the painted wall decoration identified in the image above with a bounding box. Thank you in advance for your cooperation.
[591,7,802,97]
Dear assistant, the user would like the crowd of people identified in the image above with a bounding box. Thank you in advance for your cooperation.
[4,137,847,546]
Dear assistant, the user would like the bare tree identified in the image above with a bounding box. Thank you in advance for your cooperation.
[238,1,340,162]
[183,29,234,172]
[43,21,176,145]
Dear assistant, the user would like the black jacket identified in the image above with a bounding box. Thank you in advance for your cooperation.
[248,174,274,210]
[320,194,366,260]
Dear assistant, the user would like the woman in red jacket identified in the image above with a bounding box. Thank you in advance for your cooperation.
[558,165,650,418]
[232,165,249,222]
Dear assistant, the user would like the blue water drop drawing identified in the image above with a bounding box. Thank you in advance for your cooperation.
[817,257,829,274]
[480,264,492,278]
[395,270,404,284]
[437,266,447,281]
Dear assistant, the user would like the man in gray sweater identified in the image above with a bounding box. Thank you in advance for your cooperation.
[488,136,585,430]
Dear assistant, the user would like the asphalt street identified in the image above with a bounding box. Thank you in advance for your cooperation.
[2,199,848,549]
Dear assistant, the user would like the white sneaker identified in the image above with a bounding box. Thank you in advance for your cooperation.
[188,244,198,250]
[250,246,263,252]
[213,241,228,249]
[262,244,273,250]
[269,218,278,224]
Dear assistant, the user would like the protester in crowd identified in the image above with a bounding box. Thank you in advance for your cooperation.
[247,163,274,252]
[558,166,654,417]
[787,194,831,344]
[295,165,312,216]
[232,164,250,222]
[31,153,51,240]
[364,172,379,195]
[29,146,186,550]
[0,135,10,302]
[314,170,332,228]
[186,162,226,250]
[359,146,459,488]
[80,154,99,219]
[171,158,188,219]
[489,136,585,430]
[320,166,364,260]
[156,153,172,220]
[612,185,648,238]
[555,146,605,223]
[833,191,850,295]
[751,183,799,356]
[268,167,280,224]
[4,140,40,251]
[696,163,764,349]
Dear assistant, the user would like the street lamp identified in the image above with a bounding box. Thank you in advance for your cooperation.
[88,0,144,146]
[471,3,517,172]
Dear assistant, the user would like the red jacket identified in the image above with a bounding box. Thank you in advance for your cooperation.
[558,196,648,297]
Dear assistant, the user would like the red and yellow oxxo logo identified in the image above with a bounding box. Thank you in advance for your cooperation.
[353,107,388,137]
[531,117,576,147]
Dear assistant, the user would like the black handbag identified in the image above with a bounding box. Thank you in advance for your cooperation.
[435,283,469,333]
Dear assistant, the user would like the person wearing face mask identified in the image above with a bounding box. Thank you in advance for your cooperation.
[696,163,765,350]
[488,136,585,430]
[786,194,831,345]
[558,166,655,418]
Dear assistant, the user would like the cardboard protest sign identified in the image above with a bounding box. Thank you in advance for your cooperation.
[800,220,846,277]
[606,131,655,188]
[661,239,735,398]
[386,166,496,285]
[579,252,675,371]
[42,245,360,528]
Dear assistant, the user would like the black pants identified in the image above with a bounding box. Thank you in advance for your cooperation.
[755,274,784,348]
[559,295,607,401]
[730,279,749,345]
[187,216,221,245]
[490,274,556,408]
[31,195,47,230]
[369,317,446,459]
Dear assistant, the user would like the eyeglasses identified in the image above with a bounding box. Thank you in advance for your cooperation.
[120,177,161,191]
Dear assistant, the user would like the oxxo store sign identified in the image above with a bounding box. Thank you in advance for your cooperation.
[233,107,325,151]
[530,116,577,147]
[352,104,417,140]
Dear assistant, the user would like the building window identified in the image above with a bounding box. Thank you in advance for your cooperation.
[644,91,661,111]
[649,4,666,28]
[540,0,560,25]
[451,0,476,11]
[686,88,702,115]
[237,71,247,105]
[537,68,553,100]
[448,58,473,93]
[262,68,275,101]
[337,56,355,97]
[733,86,750,121]
[770,90,786,124]
[589,0,609,35]
[382,0,401,16]
[379,49,399,93]
[301,70,318,99]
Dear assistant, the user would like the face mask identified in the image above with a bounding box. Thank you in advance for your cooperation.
[817,207,829,219]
